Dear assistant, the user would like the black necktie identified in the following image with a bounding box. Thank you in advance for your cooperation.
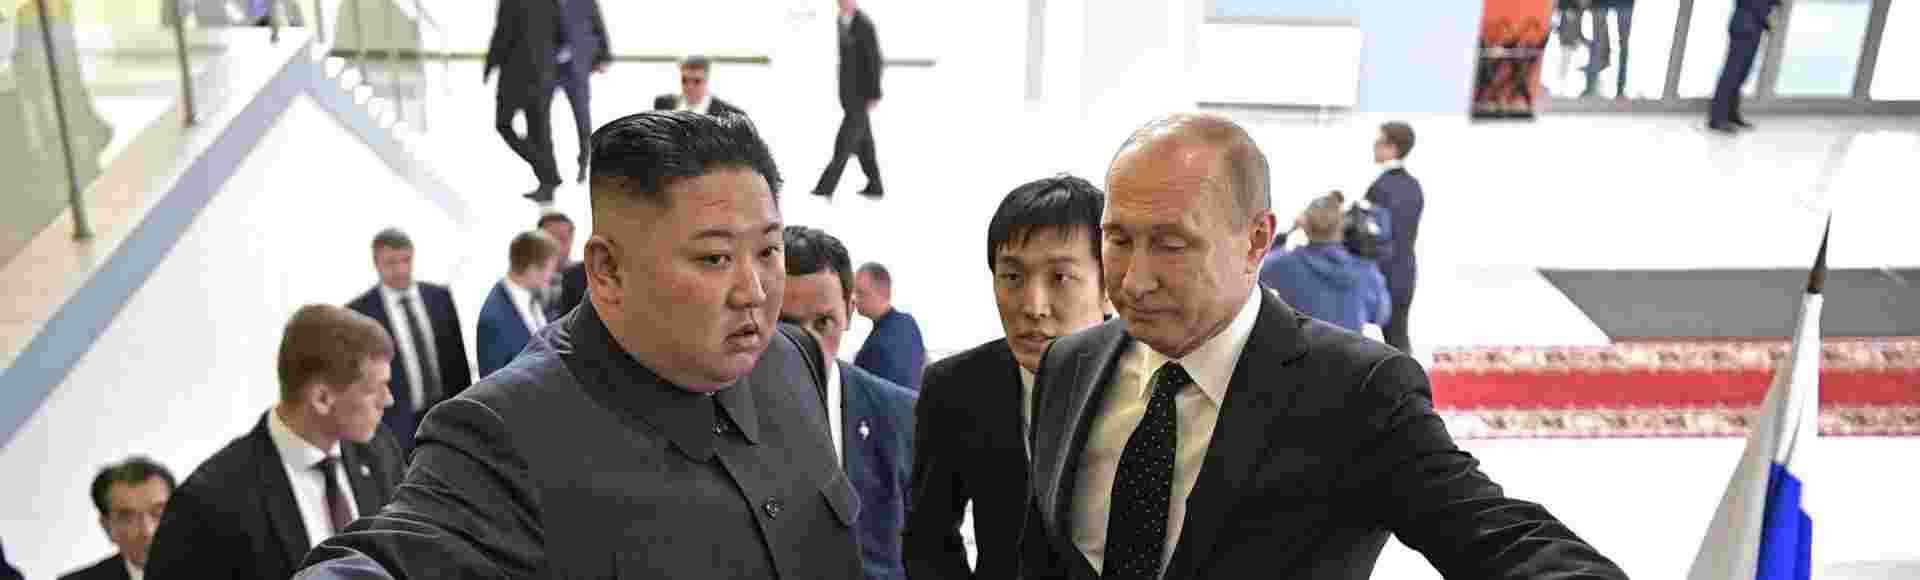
[398,295,441,407]
[1104,361,1191,580]
[313,456,352,536]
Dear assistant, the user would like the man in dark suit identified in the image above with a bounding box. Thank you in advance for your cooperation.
[60,457,176,580]
[535,210,586,320]
[811,0,885,199]
[296,111,860,580]
[905,175,1110,580]
[653,55,748,119]
[852,262,925,389]
[780,225,917,580]
[1364,122,1423,354]
[487,0,609,202]
[478,230,561,377]
[1708,0,1779,132]
[1020,114,1623,580]
[346,228,472,451]
[145,305,407,580]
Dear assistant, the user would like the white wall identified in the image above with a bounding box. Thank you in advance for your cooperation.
[1208,0,1484,113]
[0,95,455,580]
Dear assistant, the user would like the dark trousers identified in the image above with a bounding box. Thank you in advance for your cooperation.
[1383,265,1416,353]
[553,65,592,169]
[496,89,562,187]
[813,107,881,194]
[1709,28,1763,124]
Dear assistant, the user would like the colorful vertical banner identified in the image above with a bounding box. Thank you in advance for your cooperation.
[1472,0,1554,119]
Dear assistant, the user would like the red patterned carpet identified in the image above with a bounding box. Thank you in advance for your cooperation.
[1428,338,1920,439]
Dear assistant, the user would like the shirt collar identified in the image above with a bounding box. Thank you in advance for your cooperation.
[378,284,419,304]
[501,277,533,304]
[266,405,340,471]
[1018,366,1035,391]
[125,556,143,580]
[558,300,762,460]
[1138,286,1261,406]
[1380,159,1405,172]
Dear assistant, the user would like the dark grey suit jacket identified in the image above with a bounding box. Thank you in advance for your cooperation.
[1020,291,1625,579]
[296,301,860,579]
[905,339,1030,580]
[58,554,129,580]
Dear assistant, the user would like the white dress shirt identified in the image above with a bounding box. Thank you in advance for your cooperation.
[826,359,844,463]
[1019,366,1037,457]
[266,407,360,548]
[125,559,143,580]
[378,284,438,406]
[677,95,712,115]
[1381,158,1405,172]
[501,278,546,333]
[1071,286,1262,575]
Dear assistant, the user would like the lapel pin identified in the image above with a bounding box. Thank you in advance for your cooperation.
[858,420,871,441]
[359,464,371,477]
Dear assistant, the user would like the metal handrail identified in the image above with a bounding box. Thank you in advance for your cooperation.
[31,0,91,239]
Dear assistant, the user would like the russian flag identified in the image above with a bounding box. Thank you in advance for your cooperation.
[1687,219,1829,580]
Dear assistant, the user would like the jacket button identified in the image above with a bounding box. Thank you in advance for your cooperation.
[763,499,783,519]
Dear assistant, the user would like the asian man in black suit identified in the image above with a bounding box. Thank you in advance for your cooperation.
[653,55,748,119]
[145,305,406,580]
[905,175,1110,580]
[1020,114,1623,580]
[347,228,472,451]
[780,225,917,580]
[60,457,175,580]
[297,111,860,580]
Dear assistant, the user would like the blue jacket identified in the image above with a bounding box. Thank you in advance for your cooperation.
[855,308,925,390]
[837,362,918,580]
[476,281,538,378]
[1259,243,1391,333]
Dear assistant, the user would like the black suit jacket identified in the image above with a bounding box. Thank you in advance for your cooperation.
[58,554,129,580]
[554,0,611,78]
[1363,167,1423,284]
[296,301,860,579]
[1021,291,1625,579]
[485,0,560,103]
[905,339,1032,580]
[837,10,884,109]
[144,413,405,580]
[550,261,588,322]
[347,283,472,450]
[653,94,748,119]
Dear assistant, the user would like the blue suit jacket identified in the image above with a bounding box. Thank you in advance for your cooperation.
[854,308,926,390]
[476,281,537,379]
[347,283,471,451]
[838,362,918,580]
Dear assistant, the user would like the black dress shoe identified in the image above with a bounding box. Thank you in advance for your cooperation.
[1707,121,1739,134]
[857,187,884,199]
[523,183,558,204]
[810,189,833,198]
[1729,117,1754,130]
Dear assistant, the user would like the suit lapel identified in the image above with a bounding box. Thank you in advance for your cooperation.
[1166,292,1313,578]
[839,365,862,472]
[341,443,385,517]
[992,341,1028,458]
[1037,324,1130,552]
[250,414,312,567]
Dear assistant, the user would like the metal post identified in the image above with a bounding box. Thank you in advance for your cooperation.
[1853,0,1892,100]
[1664,0,1695,100]
[31,0,91,239]
[171,0,198,125]
[1755,0,1792,99]
[314,0,328,44]
[353,0,366,78]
